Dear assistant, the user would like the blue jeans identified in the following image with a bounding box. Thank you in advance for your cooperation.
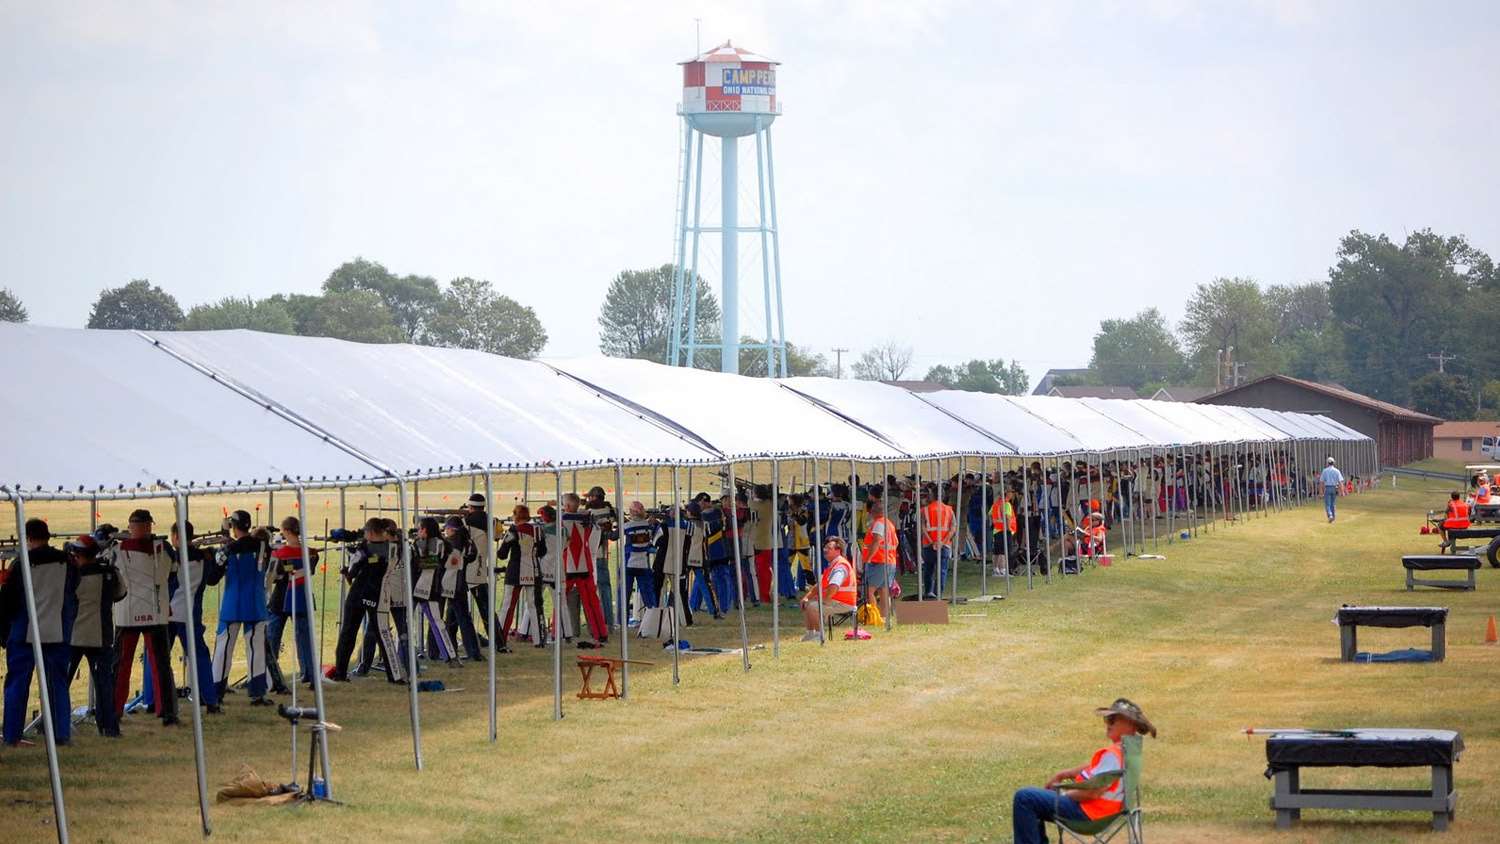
[4,641,71,745]
[709,562,736,612]
[921,546,950,598]
[777,548,799,598]
[1324,486,1338,520]
[1012,786,1089,844]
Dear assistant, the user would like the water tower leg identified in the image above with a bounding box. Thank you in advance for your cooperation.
[721,134,739,373]
[754,119,775,378]
[766,126,788,377]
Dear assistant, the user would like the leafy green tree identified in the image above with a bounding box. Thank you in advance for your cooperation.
[925,359,1029,394]
[1328,229,1487,403]
[86,279,183,330]
[598,264,719,362]
[292,289,404,344]
[1178,277,1278,383]
[429,277,548,358]
[1087,308,1186,391]
[852,342,913,381]
[0,288,27,323]
[1265,281,1342,382]
[323,258,442,342]
[181,296,295,333]
[264,293,327,336]
[1409,372,1474,420]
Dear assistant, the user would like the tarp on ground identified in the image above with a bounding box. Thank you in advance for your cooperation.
[146,331,721,472]
[545,357,908,461]
[917,390,1085,455]
[1006,395,1156,451]
[780,377,1017,457]
[0,323,377,492]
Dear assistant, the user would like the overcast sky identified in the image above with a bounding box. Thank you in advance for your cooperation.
[3,1,1498,387]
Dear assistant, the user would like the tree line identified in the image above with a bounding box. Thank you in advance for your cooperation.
[0,258,547,358]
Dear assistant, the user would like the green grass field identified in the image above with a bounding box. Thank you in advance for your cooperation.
[3,479,1498,842]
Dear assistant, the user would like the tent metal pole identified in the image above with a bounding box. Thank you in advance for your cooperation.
[1151,449,1160,551]
[881,460,893,630]
[848,459,861,640]
[669,465,685,682]
[614,462,633,694]
[553,468,566,715]
[9,492,69,844]
[171,492,212,835]
[727,462,751,671]
[950,457,962,605]
[293,484,334,797]
[906,461,918,599]
[1044,456,1055,584]
[979,455,988,597]
[395,479,424,768]
[771,458,781,657]
[1166,448,1175,544]
[483,468,498,741]
[1022,460,1033,590]
[811,459,825,644]
[336,487,347,645]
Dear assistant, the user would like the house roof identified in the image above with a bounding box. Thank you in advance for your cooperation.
[1032,368,1091,395]
[1150,385,1217,402]
[1048,385,1140,400]
[1200,374,1442,424]
[1434,421,1500,438]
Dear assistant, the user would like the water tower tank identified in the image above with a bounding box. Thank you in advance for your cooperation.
[680,41,780,138]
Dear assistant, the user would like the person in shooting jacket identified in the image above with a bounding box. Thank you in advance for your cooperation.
[108,509,180,724]
[497,504,546,650]
[66,531,125,736]
[620,501,658,623]
[143,520,222,713]
[211,510,271,707]
[266,516,317,690]
[559,492,609,648]
[411,517,458,666]
[460,494,502,650]
[2,518,78,746]
[331,518,400,682]
[584,486,619,632]
[441,516,482,661]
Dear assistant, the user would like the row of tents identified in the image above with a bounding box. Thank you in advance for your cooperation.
[0,323,1376,842]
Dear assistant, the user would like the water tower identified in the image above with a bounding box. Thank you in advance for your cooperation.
[667,40,788,376]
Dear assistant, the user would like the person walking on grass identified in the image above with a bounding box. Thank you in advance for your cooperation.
[1320,457,1344,523]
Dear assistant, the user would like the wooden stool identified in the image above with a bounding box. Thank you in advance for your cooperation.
[576,655,653,700]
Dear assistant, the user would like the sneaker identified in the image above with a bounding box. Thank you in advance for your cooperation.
[205,704,223,715]
[271,684,292,696]
[249,697,274,707]
[327,673,350,683]
[800,631,821,642]
[161,716,181,726]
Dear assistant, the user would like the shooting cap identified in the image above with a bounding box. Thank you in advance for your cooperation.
[587,485,606,499]
[65,534,101,556]
[1094,697,1156,738]
[228,510,252,531]
[127,508,154,525]
[1327,456,1335,464]
[443,516,465,532]
[465,493,486,509]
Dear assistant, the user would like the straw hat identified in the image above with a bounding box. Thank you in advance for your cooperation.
[1094,698,1156,737]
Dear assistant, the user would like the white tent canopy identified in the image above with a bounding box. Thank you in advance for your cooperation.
[1007,395,1155,451]
[1078,398,1203,447]
[781,377,1017,457]
[547,356,909,461]
[0,324,378,491]
[917,390,1086,455]
[148,331,721,472]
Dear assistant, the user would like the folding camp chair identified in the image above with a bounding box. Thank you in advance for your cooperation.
[1054,734,1144,844]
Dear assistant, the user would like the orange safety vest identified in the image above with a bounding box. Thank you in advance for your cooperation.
[921,501,955,547]
[1077,743,1126,820]
[862,516,898,564]
[1443,500,1471,530]
[819,556,857,606]
[989,499,1017,533]
[1477,484,1492,505]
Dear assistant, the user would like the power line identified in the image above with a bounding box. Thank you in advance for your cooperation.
[1428,350,1457,373]
[832,347,849,379]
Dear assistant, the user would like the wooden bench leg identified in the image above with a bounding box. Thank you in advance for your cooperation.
[1274,769,1301,829]
[1340,625,1357,662]
[577,663,595,699]
[1432,622,1446,662]
[1466,568,1476,590]
[1432,765,1451,831]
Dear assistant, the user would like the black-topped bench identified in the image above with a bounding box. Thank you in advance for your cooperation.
[1402,555,1479,591]
[1265,728,1463,831]
[1336,606,1448,662]
[1440,526,1500,560]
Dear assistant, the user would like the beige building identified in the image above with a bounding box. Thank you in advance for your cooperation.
[1433,421,1500,462]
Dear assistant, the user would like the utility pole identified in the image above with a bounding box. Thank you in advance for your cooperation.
[1428,350,1457,373]
[1215,349,1224,390]
[832,347,849,379]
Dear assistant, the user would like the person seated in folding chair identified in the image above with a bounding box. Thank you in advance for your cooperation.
[1438,491,1470,551]
[799,537,856,642]
[1011,698,1154,844]
[1062,512,1107,561]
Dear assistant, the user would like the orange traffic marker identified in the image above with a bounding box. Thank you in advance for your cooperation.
[1486,614,1497,645]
